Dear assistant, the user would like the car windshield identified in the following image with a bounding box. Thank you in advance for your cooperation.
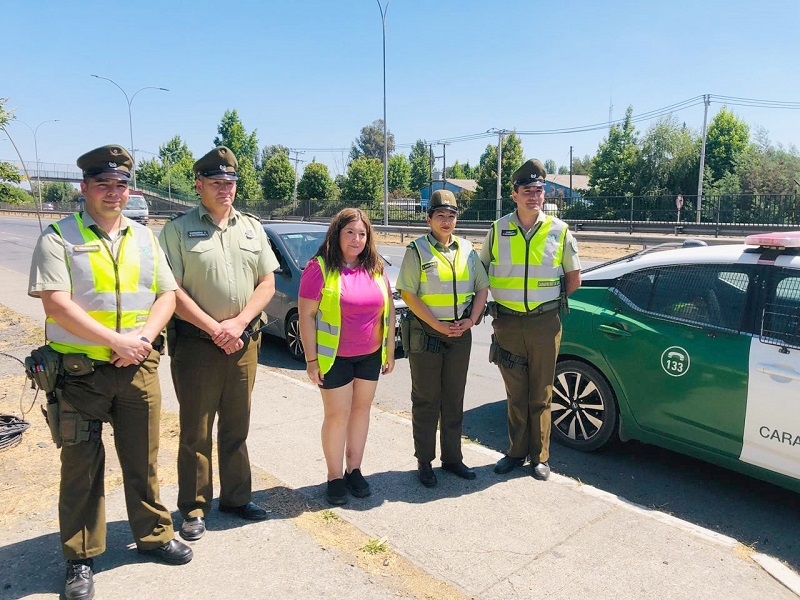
[278,231,326,268]
[127,196,147,209]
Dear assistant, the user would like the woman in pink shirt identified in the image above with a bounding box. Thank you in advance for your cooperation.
[298,208,395,506]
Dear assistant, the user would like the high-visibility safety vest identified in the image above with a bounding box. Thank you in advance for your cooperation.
[47,213,161,361]
[488,214,568,313]
[315,257,390,375]
[411,235,475,320]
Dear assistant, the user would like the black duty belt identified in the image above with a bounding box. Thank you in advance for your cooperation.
[496,299,560,318]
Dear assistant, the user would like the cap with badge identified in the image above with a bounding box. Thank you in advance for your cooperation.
[511,158,547,188]
[428,189,459,215]
[193,146,238,180]
[77,145,133,180]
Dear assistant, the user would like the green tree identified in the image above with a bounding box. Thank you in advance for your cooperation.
[571,154,593,175]
[705,107,750,182]
[448,160,477,180]
[261,151,295,202]
[134,157,165,188]
[388,153,411,194]
[261,144,289,165]
[636,115,699,195]
[42,181,79,204]
[298,161,336,200]
[159,135,195,189]
[408,139,430,193]
[349,119,395,160]
[544,159,557,174]
[0,98,27,204]
[214,109,262,202]
[589,106,639,198]
[343,157,382,203]
[475,132,524,199]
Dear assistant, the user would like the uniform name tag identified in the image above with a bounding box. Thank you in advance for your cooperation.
[501,229,517,236]
[422,260,437,271]
[73,244,100,252]
[188,230,210,238]
[537,280,560,287]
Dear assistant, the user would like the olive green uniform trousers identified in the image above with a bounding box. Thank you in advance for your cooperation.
[58,350,174,560]
[171,331,259,519]
[409,317,473,463]
[492,310,562,463]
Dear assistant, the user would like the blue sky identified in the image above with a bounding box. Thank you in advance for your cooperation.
[3,0,799,180]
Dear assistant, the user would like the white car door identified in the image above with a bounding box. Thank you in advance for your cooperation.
[740,260,800,480]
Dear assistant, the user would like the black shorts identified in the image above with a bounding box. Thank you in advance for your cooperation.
[321,348,382,390]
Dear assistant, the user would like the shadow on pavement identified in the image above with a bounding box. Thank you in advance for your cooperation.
[463,398,800,569]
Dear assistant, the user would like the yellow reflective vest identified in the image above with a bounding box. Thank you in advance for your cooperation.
[315,257,391,375]
[411,235,475,320]
[488,214,567,312]
[47,213,160,361]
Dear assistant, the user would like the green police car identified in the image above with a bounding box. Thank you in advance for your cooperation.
[553,232,800,493]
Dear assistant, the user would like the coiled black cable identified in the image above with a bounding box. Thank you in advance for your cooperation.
[0,415,30,451]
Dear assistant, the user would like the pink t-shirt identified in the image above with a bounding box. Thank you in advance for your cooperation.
[299,259,390,357]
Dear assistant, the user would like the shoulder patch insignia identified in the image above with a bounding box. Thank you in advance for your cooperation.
[187,230,210,239]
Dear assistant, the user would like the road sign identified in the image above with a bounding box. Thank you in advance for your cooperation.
[676,194,684,210]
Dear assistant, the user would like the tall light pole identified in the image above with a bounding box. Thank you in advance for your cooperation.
[91,75,169,190]
[488,128,508,220]
[376,0,390,226]
[17,119,59,210]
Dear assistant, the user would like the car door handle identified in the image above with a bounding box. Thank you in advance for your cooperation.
[756,364,800,381]
[597,323,631,337]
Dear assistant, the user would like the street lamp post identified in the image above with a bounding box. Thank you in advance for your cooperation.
[376,0,390,226]
[90,75,169,190]
[18,119,59,210]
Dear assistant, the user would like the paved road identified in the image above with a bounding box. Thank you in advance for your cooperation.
[2,215,799,572]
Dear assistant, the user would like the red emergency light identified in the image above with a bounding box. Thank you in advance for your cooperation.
[745,231,800,249]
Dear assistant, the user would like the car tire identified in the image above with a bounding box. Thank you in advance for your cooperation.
[285,312,304,362]
[551,360,618,451]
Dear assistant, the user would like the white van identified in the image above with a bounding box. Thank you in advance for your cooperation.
[123,193,149,225]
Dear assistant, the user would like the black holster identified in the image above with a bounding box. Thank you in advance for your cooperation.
[489,334,527,369]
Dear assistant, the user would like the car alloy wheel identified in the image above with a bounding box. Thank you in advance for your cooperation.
[285,312,304,362]
[551,360,618,451]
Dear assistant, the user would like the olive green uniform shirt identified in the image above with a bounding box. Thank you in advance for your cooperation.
[395,233,489,299]
[478,211,581,274]
[29,213,177,297]
[158,205,279,321]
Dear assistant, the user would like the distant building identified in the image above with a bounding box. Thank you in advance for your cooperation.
[419,178,478,210]
[544,174,589,202]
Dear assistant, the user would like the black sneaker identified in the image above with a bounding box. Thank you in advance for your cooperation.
[65,558,94,600]
[344,468,371,498]
[326,478,348,506]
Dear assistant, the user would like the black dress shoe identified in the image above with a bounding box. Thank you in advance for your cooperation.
[532,462,551,481]
[65,559,94,600]
[494,455,525,474]
[442,461,477,480]
[180,516,205,541]
[219,501,268,521]
[344,468,372,498]
[417,461,437,487]
[137,539,193,565]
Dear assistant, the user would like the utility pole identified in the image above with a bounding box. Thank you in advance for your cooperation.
[439,141,450,187]
[428,143,434,203]
[696,94,711,224]
[487,128,508,220]
[288,149,306,212]
[569,145,573,201]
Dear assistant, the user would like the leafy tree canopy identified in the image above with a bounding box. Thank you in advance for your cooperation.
[408,139,430,193]
[475,132,523,198]
[388,153,411,195]
[349,119,395,160]
[214,109,262,202]
[343,157,382,203]
[589,106,640,197]
[705,107,750,182]
[261,151,295,202]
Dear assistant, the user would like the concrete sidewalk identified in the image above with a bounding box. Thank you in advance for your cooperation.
[0,264,799,599]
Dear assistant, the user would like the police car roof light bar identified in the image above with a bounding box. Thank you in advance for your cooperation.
[745,231,800,249]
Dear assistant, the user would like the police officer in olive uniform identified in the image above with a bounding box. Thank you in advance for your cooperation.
[29,145,192,600]
[159,147,279,542]
[479,159,582,481]
[396,190,489,487]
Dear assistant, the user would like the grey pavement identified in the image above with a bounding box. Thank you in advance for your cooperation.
[0,265,798,600]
